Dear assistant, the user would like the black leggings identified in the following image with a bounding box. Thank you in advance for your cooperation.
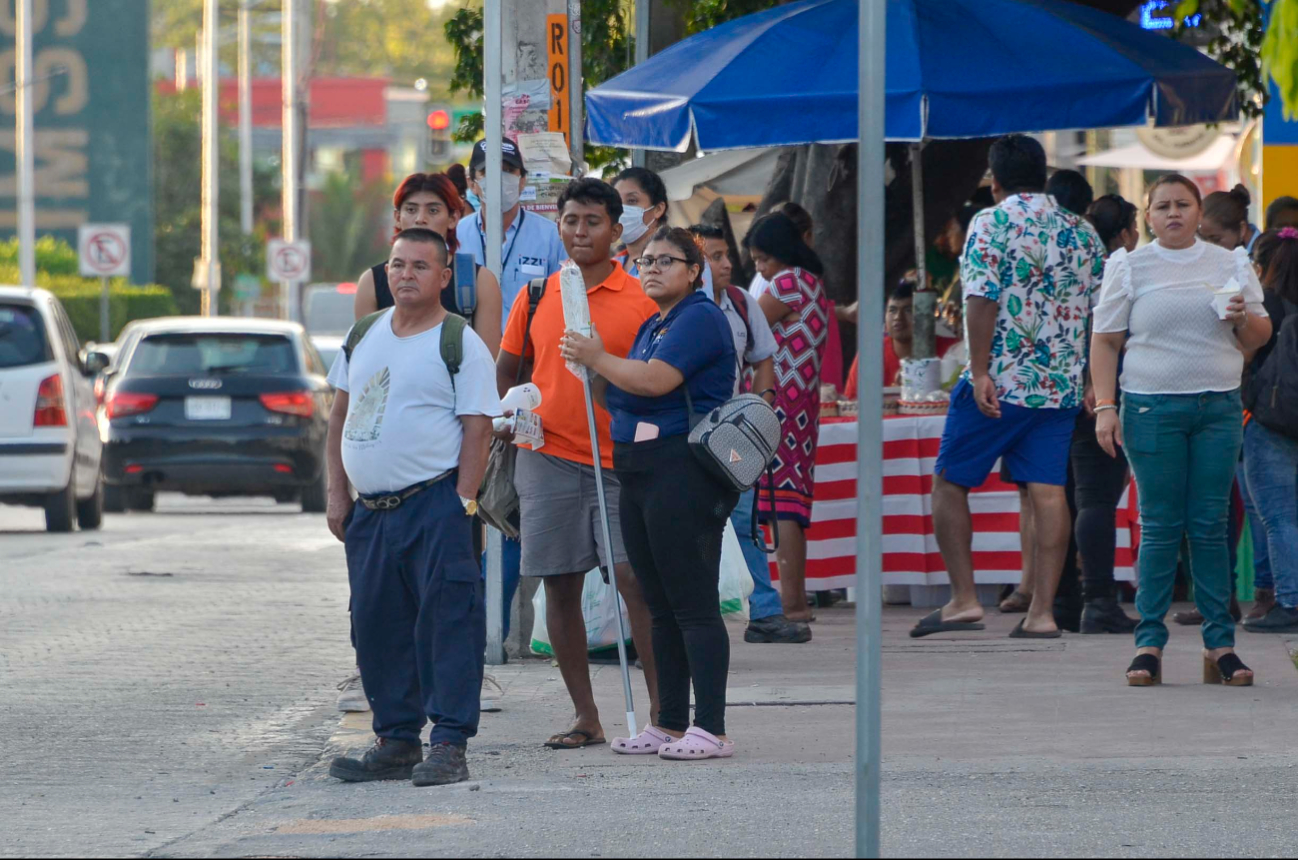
[1070,413,1130,601]
[615,435,738,737]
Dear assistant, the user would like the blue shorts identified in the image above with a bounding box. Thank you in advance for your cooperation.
[935,379,1079,489]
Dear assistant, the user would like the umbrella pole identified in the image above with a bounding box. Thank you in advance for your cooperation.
[580,373,638,740]
[857,0,887,856]
[910,141,936,359]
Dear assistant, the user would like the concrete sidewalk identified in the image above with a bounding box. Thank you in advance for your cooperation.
[162,604,1298,858]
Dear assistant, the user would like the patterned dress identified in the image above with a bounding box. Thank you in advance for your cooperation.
[758,268,833,528]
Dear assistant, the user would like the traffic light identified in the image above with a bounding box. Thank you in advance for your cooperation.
[427,106,452,162]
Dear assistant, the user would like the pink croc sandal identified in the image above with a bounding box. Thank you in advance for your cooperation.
[657,727,734,761]
[612,726,674,755]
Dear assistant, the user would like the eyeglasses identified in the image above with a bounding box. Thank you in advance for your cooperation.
[633,255,691,272]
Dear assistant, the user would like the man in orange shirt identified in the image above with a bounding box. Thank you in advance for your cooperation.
[497,178,660,749]
[843,278,961,398]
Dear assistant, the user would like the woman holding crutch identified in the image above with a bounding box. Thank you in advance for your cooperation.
[563,227,741,760]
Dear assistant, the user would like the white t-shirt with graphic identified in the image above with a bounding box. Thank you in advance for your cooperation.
[327,310,502,495]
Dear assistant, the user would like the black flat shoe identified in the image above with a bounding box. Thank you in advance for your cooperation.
[1126,653,1161,686]
[1081,598,1138,634]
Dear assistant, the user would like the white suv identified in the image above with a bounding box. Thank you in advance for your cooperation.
[0,287,106,531]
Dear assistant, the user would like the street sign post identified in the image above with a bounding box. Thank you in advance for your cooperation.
[267,239,312,285]
[78,224,131,342]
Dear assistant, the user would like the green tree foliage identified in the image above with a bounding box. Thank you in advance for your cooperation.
[443,0,635,166]
[153,0,458,91]
[153,88,276,316]
[1261,0,1298,117]
[311,170,392,282]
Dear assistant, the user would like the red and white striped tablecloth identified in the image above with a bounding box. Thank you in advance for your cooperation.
[769,415,1138,591]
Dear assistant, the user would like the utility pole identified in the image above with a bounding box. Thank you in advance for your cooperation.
[16,0,35,287]
[483,0,505,666]
[631,0,649,168]
[200,0,221,316]
[568,0,583,173]
[281,0,300,321]
[239,0,254,236]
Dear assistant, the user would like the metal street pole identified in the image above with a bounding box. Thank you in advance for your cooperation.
[855,0,886,857]
[483,0,506,666]
[100,276,110,343]
[568,0,584,174]
[16,0,35,287]
[200,0,220,316]
[631,0,648,168]
[282,0,300,321]
[238,0,254,236]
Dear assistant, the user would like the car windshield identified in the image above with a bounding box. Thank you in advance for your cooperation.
[127,333,298,376]
[304,288,356,335]
[0,304,52,368]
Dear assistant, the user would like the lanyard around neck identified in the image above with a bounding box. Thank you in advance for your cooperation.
[477,210,525,275]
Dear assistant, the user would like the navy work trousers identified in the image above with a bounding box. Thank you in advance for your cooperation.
[344,477,485,747]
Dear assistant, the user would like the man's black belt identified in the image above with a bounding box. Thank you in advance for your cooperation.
[357,471,455,511]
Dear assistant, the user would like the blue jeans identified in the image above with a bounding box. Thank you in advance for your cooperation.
[1122,391,1242,651]
[481,536,522,641]
[1243,421,1298,608]
[1237,459,1273,591]
[731,488,783,621]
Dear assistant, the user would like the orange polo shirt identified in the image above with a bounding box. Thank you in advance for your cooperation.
[501,261,657,468]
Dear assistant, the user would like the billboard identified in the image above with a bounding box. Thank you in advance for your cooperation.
[0,0,152,283]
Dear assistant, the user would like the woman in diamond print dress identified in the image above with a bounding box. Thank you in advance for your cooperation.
[744,212,833,625]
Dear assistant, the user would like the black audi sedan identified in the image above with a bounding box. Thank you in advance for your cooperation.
[95,317,333,512]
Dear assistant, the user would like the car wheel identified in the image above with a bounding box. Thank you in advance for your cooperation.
[127,489,155,512]
[76,470,105,530]
[300,467,327,513]
[103,484,126,513]
[44,468,77,533]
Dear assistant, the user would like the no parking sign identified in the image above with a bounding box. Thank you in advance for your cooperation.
[78,224,132,278]
[267,239,312,284]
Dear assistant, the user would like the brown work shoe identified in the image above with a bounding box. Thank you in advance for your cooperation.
[1247,589,1276,621]
[1172,608,1203,626]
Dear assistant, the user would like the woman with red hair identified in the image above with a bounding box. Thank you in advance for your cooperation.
[354,172,503,355]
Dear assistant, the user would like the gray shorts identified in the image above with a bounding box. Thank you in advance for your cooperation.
[514,448,628,576]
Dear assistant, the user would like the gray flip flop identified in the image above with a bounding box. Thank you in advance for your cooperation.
[909,608,986,638]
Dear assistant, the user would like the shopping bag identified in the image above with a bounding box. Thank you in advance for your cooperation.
[529,521,755,656]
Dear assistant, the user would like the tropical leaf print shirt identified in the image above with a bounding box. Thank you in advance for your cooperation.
[959,193,1105,409]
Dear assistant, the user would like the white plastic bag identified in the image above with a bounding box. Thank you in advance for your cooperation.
[530,521,754,656]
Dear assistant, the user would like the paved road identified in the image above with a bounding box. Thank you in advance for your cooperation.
[0,495,354,858]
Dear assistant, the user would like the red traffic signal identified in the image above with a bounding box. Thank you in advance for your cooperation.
[427,109,451,131]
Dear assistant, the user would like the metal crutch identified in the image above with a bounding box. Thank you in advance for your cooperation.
[579,373,638,741]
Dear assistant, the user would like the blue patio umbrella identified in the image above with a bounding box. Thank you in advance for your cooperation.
[584,0,1239,151]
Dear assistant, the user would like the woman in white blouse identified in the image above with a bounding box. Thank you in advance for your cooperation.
[1090,174,1272,688]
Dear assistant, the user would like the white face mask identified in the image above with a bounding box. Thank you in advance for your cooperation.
[501,179,522,212]
[619,205,650,244]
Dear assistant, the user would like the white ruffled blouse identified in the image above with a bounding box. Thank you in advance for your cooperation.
[1092,239,1266,396]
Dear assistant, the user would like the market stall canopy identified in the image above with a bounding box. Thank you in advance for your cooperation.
[1076,134,1238,172]
[585,0,1239,152]
[658,148,784,201]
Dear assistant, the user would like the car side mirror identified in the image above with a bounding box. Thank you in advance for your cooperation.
[83,351,110,376]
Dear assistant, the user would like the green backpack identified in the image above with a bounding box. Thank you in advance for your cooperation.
[342,311,468,390]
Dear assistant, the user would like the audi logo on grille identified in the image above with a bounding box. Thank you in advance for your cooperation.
[188,378,223,390]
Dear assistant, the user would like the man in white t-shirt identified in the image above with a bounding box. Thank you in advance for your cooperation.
[324,228,501,788]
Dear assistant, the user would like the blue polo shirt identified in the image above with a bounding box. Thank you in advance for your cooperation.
[456,209,565,326]
[606,290,736,443]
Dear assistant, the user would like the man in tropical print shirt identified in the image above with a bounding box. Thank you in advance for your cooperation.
[912,135,1104,642]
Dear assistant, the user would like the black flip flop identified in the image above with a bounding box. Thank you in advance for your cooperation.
[1008,619,1063,639]
[544,730,607,750]
[909,608,985,638]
